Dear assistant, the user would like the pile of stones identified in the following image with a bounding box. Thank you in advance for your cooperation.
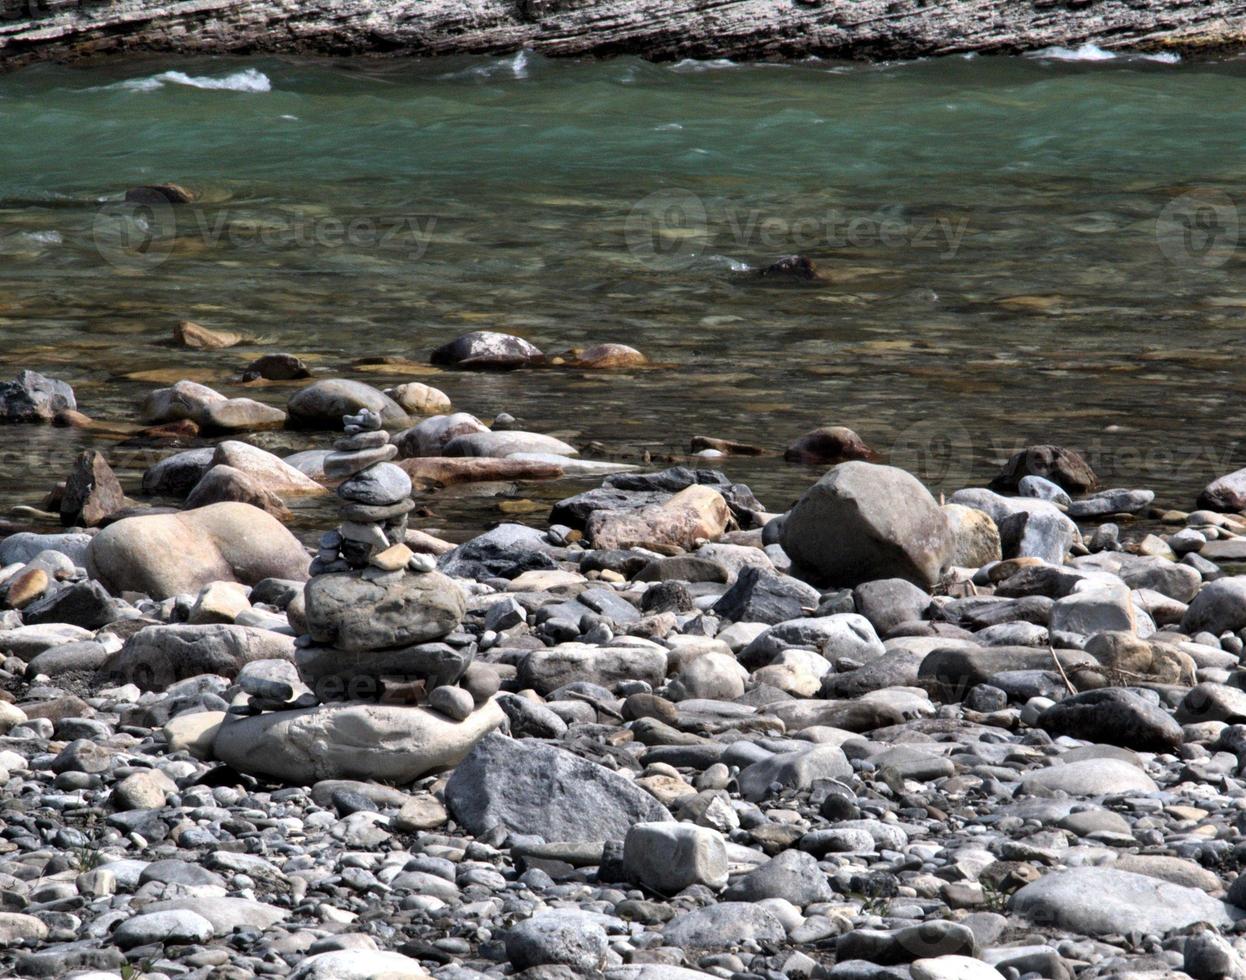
[293,409,478,713]
[310,408,414,575]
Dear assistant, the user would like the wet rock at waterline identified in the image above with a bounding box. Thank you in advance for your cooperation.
[0,369,76,423]
[430,330,545,369]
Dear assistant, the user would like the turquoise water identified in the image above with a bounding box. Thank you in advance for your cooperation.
[1,51,1245,533]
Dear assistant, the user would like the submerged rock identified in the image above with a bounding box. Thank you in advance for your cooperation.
[60,449,124,527]
[784,425,878,465]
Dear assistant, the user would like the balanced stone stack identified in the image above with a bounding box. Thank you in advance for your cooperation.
[310,408,415,575]
[295,409,475,709]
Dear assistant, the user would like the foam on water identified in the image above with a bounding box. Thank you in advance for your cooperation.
[1031,42,1180,64]
[106,68,272,93]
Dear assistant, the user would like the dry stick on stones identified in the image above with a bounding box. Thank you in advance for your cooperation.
[1049,644,1076,696]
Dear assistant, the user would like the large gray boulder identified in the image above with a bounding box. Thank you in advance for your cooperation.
[287,378,408,429]
[445,732,671,842]
[1011,868,1233,936]
[86,502,310,599]
[1182,577,1246,635]
[781,462,954,588]
[303,571,465,652]
[100,624,296,689]
[1037,688,1183,752]
[213,700,504,784]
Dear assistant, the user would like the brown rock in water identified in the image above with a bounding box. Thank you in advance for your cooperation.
[184,465,292,521]
[52,409,93,428]
[397,456,563,488]
[784,426,878,465]
[689,436,766,457]
[384,382,451,415]
[125,183,194,205]
[760,255,825,281]
[242,353,312,382]
[174,320,242,350]
[550,344,647,369]
[124,419,202,445]
[1198,467,1246,513]
[587,485,731,553]
[61,450,125,527]
[990,445,1098,494]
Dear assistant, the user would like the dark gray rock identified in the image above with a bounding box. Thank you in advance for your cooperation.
[438,523,560,580]
[430,330,544,370]
[445,732,671,843]
[722,848,835,905]
[1038,688,1183,752]
[711,565,819,624]
[853,578,931,635]
[781,462,954,588]
[287,378,408,428]
[0,370,76,422]
[1182,577,1246,635]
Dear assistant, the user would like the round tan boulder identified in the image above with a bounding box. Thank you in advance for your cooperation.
[86,502,310,599]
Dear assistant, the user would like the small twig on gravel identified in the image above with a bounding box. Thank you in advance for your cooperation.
[1049,645,1076,695]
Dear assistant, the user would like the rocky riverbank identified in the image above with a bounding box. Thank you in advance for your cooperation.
[0,0,1243,69]
[4,330,1246,979]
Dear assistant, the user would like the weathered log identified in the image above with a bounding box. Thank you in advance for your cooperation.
[0,0,1243,69]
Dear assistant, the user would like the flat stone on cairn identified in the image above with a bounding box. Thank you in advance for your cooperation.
[210,408,499,783]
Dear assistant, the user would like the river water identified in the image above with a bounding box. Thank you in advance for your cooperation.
[1,49,1244,538]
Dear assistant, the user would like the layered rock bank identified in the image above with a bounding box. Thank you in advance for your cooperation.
[0,0,1241,69]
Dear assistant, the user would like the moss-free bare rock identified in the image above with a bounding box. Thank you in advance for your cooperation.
[303,570,465,652]
[86,502,309,599]
[781,462,954,588]
[213,700,504,784]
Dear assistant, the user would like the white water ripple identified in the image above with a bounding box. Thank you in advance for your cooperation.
[102,68,272,93]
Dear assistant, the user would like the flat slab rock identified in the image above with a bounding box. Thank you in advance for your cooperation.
[1011,867,1237,936]
[213,699,504,784]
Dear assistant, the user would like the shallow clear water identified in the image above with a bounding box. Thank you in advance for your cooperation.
[1,51,1245,537]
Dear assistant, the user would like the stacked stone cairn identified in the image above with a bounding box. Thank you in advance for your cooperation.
[290,408,478,714]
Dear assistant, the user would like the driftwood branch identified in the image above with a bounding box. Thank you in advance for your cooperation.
[0,0,1244,69]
